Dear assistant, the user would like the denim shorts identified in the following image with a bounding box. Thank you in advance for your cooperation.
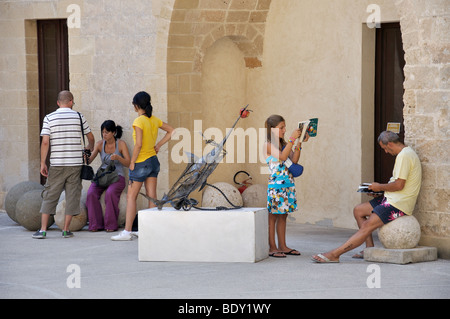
[370,196,406,224]
[129,156,160,182]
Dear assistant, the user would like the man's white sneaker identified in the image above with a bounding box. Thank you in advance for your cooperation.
[111,230,133,241]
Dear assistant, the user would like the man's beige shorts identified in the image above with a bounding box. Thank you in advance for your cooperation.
[40,166,82,216]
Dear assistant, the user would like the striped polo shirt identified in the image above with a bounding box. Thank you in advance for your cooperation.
[40,108,91,166]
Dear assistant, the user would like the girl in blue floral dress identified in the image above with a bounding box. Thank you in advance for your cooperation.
[264,115,306,258]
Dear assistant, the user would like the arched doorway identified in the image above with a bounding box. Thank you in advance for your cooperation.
[166,0,272,193]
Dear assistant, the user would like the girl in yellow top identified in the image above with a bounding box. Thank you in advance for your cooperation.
[112,91,174,241]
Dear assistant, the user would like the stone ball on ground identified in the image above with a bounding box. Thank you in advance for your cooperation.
[5,181,44,223]
[378,215,421,249]
[15,189,54,231]
[202,182,243,209]
[55,191,87,231]
[100,191,127,227]
[242,184,267,208]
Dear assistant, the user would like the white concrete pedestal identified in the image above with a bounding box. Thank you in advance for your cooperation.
[138,207,269,263]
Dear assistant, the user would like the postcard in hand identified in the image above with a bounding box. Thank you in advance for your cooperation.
[298,118,319,141]
[357,183,384,196]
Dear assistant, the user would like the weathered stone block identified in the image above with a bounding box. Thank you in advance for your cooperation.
[230,0,257,10]
[364,246,438,264]
[227,11,251,23]
[176,0,199,10]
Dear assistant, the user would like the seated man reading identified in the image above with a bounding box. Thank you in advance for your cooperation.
[312,131,422,263]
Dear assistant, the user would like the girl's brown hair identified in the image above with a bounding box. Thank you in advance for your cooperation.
[265,114,286,151]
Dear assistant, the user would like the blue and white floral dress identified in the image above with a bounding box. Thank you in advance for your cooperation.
[266,156,298,214]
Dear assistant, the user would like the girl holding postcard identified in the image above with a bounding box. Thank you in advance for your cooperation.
[264,115,308,258]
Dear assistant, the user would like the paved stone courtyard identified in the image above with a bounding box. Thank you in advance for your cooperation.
[1,211,449,300]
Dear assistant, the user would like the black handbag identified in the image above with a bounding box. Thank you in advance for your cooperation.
[81,164,94,181]
[93,161,119,187]
[78,112,94,181]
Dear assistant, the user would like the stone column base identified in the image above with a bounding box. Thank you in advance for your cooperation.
[364,246,438,264]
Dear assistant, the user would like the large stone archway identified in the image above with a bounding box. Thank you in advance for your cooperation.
[167,0,272,184]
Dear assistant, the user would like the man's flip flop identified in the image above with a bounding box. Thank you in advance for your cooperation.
[311,253,339,263]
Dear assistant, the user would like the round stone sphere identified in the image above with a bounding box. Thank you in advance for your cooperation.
[5,181,44,223]
[202,182,243,209]
[100,191,127,227]
[242,184,267,208]
[55,191,87,231]
[15,189,54,231]
[378,215,421,249]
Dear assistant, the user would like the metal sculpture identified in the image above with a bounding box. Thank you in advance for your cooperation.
[140,105,251,211]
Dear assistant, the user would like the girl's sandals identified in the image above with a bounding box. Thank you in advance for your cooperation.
[269,252,286,258]
[283,249,301,256]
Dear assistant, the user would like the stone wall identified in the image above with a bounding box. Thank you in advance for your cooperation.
[166,0,271,183]
[0,0,172,209]
[0,0,448,258]
[395,0,450,258]
[165,0,449,257]
[165,0,401,229]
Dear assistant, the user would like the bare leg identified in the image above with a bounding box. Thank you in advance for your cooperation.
[276,214,287,248]
[124,180,143,232]
[144,177,157,209]
[276,214,300,254]
[352,202,375,258]
[268,214,279,253]
[268,214,285,257]
[313,213,384,262]
[353,202,375,247]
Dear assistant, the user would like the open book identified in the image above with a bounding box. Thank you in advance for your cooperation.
[298,118,319,142]
[357,183,384,196]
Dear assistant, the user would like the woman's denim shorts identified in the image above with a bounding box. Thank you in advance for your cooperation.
[129,156,160,182]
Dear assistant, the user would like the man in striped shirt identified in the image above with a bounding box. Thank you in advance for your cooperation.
[33,91,95,239]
